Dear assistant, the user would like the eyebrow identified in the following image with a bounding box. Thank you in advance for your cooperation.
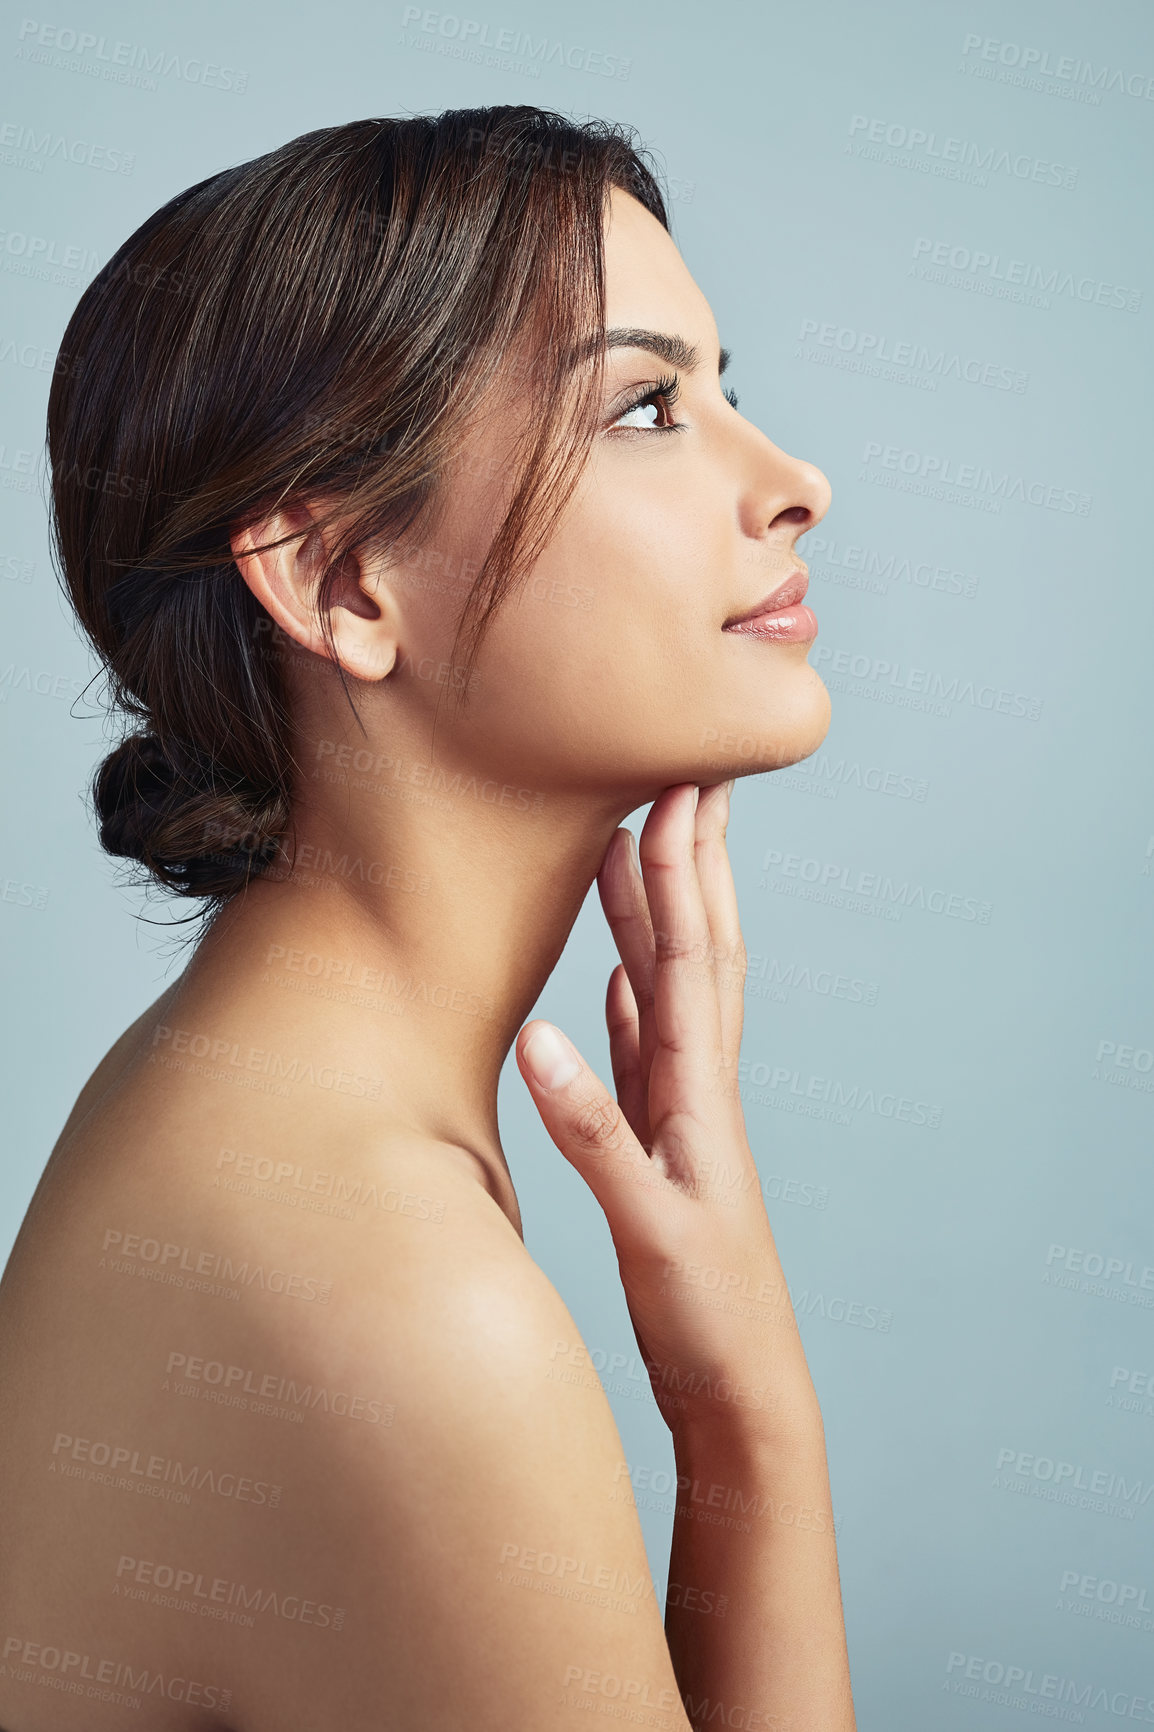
[603,327,731,378]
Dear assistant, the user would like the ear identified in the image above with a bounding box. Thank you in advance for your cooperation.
[230,498,399,682]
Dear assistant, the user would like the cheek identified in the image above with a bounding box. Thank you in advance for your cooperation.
[550,470,723,632]
[400,463,732,767]
[531,506,713,697]
[481,577,636,710]
[452,559,676,763]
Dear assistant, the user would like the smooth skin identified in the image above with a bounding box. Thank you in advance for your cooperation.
[0,188,851,1729]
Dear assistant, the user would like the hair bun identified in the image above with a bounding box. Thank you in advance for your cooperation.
[93,731,286,899]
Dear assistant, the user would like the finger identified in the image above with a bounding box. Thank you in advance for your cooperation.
[515,1019,667,1243]
[605,963,651,1151]
[597,827,659,1092]
[693,778,747,1066]
[635,784,725,1109]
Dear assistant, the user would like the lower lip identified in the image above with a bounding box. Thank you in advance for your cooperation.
[723,603,818,643]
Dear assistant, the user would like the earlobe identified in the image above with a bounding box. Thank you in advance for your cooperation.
[322,556,401,683]
[335,623,399,682]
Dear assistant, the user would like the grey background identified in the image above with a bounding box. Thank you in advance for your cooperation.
[2,0,1152,1724]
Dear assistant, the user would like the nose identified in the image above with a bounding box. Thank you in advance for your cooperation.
[740,436,832,545]
[772,457,831,533]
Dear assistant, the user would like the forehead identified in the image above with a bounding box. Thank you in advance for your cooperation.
[602,186,714,339]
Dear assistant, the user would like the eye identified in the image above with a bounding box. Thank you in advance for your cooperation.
[611,371,682,432]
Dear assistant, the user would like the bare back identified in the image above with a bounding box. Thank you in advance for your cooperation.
[0,989,678,1732]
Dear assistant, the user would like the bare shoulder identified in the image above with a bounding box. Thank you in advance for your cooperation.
[0,1089,689,1731]
[51,977,182,1151]
[210,1156,690,1731]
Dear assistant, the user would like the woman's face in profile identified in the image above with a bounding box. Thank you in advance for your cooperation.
[389,184,834,795]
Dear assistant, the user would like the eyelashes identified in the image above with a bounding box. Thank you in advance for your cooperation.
[611,371,740,432]
[614,370,682,431]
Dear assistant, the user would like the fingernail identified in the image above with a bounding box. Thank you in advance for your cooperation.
[691,786,700,811]
[522,1023,580,1091]
[727,778,735,797]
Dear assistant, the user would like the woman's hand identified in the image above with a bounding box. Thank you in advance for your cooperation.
[516,781,821,1449]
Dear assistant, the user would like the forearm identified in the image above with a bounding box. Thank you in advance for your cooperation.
[664,1409,855,1732]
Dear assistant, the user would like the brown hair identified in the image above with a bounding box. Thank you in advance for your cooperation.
[47,106,669,924]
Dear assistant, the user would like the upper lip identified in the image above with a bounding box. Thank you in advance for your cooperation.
[723,567,808,629]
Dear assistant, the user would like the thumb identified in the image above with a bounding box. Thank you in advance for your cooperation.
[515,1019,656,1233]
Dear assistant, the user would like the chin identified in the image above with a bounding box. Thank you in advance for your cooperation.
[744,669,832,780]
[782,668,832,766]
[692,674,831,785]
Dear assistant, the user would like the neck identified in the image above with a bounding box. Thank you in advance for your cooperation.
[177,762,635,1178]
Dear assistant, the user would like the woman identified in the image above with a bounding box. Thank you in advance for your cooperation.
[0,106,854,1730]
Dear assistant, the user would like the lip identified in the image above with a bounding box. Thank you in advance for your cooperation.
[722,568,817,641]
